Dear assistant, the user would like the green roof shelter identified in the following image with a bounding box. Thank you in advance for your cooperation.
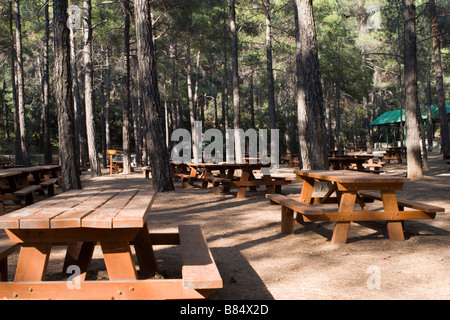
[370,103,450,126]
[370,102,450,147]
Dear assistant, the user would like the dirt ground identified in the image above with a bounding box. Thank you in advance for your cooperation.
[1,151,449,300]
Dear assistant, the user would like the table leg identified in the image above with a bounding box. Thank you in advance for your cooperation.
[101,241,137,280]
[237,170,250,198]
[263,175,275,194]
[63,242,95,281]
[281,206,295,234]
[331,191,356,244]
[381,190,404,241]
[223,168,235,193]
[132,223,158,278]
[299,177,315,204]
[14,243,52,281]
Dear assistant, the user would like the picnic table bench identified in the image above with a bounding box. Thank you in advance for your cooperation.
[186,163,293,198]
[0,240,20,281]
[0,166,61,211]
[0,188,222,299]
[381,147,405,164]
[266,170,445,243]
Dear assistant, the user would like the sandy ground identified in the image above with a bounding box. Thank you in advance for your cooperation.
[1,151,449,300]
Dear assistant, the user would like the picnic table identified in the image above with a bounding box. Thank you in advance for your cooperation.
[0,188,222,299]
[0,166,61,211]
[266,170,445,244]
[179,163,293,198]
[383,147,405,164]
[280,154,299,167]
[328,155,370,171]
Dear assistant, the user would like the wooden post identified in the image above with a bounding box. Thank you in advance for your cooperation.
[106,149,116,175]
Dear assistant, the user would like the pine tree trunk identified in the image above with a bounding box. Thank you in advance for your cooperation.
[54,0,81,190]
[105,47,111,150]
[264,0,276,129]
[429,0,450,158]
[230,0,240,130]
[134,0,174,191]
[83,0,102,177]
[1,81,8,141]
[70,28,88,170]
[41,2,52,164]
[403,0,423,179]
[14,0,30,166]
[9,2,20,164]
[295,0,328,170]
[426,58,433,151]
[185,0,195,135]
[121,0,132,174]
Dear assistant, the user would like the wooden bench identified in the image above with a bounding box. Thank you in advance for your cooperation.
[208,177,232,195]
[39,177,60,197]
[0,240,20,281]
[12,185,41,206]
[143,166,151,179]
[381,156,404,164]
[360,192,445,215]
[266,193,324,234]
[176,174,209,189]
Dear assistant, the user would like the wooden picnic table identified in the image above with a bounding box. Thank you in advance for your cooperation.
[267,170,444,244]
[0,188,222,299]
[383,147,405,164]
[328,155,369,171]
[0,166,61,211]
[184,163,293,198]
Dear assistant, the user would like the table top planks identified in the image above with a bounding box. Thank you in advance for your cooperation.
[0,188,157,230]
[294,170,410,184]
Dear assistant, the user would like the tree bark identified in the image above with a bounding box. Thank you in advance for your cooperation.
[41,2,52,164]
[294,0,328,170]
[264,0,276,129]
[14,0,30,166]
[134,0,174,191]
[9,2,20,164]
[426,57,433,151]
[83,0,102,177]
[1,81,8,141]
[230,0,240,130]
[70,28,87,169]
[403,0,423,179]
[429,0,450,158]
[185,0,195,134]
[53,0,81,190]
[104,47,111,150]
[121,0,132,174]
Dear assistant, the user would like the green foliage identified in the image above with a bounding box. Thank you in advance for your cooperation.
[0,0,448,157]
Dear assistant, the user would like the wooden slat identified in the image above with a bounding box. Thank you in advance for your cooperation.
[294,170,409,184]
[301,210,436,222]
[0,279,213,300]
[0,240,20,261]
[265,194,324,215]
[360,192,445,213]
[81,189,138,229]
[113,189,157,228]
[50,189,120,229]
[179,225,222,290]
[12,185,41,197]
[18,189,105,229]
[0,189,85,229]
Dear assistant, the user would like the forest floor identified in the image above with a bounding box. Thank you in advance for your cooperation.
[1,150,449,300]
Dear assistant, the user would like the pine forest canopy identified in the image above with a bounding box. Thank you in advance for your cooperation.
[0,0,449,186]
